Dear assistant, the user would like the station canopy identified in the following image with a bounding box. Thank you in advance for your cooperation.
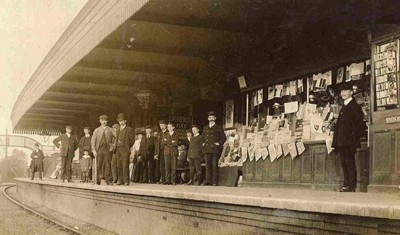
[11,0,400,133]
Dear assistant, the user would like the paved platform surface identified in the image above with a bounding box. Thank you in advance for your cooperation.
[16,178,400,221]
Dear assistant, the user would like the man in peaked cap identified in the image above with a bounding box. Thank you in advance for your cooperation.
[114,113,135,185]
[332,83,366,192]
[91,115,116,185]
[53,124,79,183]
[202,111,226,186]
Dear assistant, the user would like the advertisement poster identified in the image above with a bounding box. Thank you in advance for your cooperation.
[225,99,234,129]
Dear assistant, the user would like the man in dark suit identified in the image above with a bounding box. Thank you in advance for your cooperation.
[155,120,167,184]
[114,113,135,185]
[139,125,156,183]
[53,124,79,183]
[91,115,116,185]
[332,83,366,192]
[163,122,179,185]
[202,111,226,186]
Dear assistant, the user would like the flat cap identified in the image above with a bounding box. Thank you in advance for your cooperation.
[99,115,108,120]
[207,111,216,117]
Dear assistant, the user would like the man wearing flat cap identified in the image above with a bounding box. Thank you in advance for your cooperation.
[114,113,135,185]
[332,83,366,192]
[53,124,79,183]
[154,120,167,184]
[202,111,226,186]
[139,125,156,183]
[91,115,116,185]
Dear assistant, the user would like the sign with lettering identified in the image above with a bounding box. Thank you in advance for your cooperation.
[385,115,400,124]
[169,116,192,138]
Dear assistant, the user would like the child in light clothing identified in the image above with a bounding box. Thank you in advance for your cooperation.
[80,150,92,183]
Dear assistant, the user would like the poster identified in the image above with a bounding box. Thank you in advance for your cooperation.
[337,67,344,83]
[267,86,274,100]
[268,145,277,162]
[248,146,255,162]
[282,144,290,157]
[254,146,262,161]
[284,101,298,114]
[296,142,306,155]
[261,147,269,160]
[225,99,234,129]
[241,147,248,162]
[288,142,298,159]
[276,144,283,159]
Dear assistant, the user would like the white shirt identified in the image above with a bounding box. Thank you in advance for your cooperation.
[344,97,353,106]
[66,133,71,138]
[169,131,174,135]
[120,125,126,130]
[209,123,215,128]
[85,134,90,138]
[194,133,199,137]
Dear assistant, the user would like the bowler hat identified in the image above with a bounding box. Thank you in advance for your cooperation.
[116,113,127,121]
[207,111,216,117]
[158,120,166,125]
[83,126,90,130]
[99,115,108,120]
[65,124,73,129]
[339,82,352,91]
[145,125,152,129]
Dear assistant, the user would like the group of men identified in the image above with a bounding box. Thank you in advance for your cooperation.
[52,111,226,186]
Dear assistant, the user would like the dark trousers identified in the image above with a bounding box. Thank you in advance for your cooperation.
[97,147,112,184]
[158,150,165,182]
[339,147,357,190]
[111,153,118,183]
[189,158,202,183]
[204,153,219,185]
[143,156,155,183]
[164,154,177,183]
[60,153,73,181]
[31,172,42,180]
[154,159,160,182]
[116,147,130,184]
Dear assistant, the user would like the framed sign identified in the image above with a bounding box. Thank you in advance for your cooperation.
[225,99,234,129]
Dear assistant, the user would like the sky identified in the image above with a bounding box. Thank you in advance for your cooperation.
[0,0,87,159]
[0,0,87,135]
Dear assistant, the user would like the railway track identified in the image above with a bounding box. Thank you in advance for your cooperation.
[2,184,87,235]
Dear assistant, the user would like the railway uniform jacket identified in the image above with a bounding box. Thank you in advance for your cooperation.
[332,98,366,150]
[91,126,115,152]
[202,124,226,155]
[53,134,79,157]
[188,134,203,159]
[30,149,45,172]
[162,131,179,156]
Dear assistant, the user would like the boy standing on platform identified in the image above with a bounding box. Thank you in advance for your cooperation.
[80,150,92,183]
[202,111,226,186]
[187,125,203,185]
[139,125,156,183]
[30,143,45,180]
[163,122,179,185]
[79,127,92,182]
[91,115,115,185]
[53,124,79,183]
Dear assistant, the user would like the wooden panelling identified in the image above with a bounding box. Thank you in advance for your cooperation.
[372,131,391,173]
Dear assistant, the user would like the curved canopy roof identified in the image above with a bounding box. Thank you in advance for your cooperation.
[12,0,400,133]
